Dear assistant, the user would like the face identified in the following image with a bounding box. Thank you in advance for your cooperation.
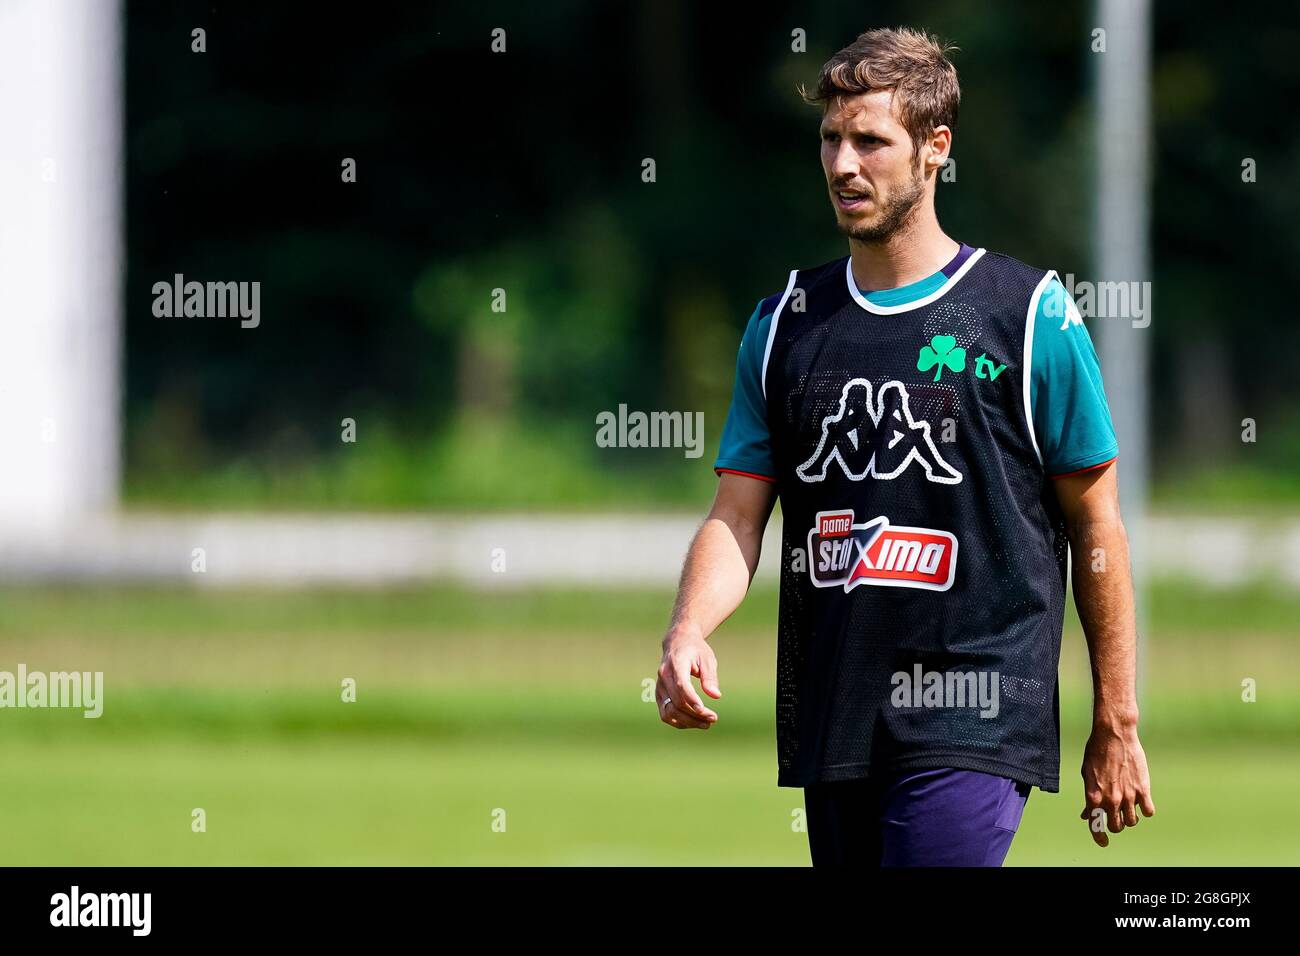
[819,90,931,244]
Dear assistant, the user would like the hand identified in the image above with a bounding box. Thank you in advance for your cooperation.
[655,628,721,730]
[1080,721,1155,847]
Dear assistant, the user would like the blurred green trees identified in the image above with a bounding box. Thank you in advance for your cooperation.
[123,1,1300,509]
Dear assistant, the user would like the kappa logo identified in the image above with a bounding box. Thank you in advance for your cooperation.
[795,378,961,484]
[1058,292,1084,331]
[808,509,958,592]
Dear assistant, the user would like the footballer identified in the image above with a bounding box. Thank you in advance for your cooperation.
[655,26,1155,865]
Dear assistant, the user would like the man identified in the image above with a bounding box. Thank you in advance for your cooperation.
[655,26,1154,866]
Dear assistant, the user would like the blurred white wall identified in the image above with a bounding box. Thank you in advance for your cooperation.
[0,0,123,532]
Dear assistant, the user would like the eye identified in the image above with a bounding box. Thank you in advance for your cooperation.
[822,131,840,143]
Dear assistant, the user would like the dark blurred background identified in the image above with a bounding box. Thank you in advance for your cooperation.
[121,0,1300,511]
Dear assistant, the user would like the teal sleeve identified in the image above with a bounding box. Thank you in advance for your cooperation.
[1031,278,1119,476]
[713,300,775,480]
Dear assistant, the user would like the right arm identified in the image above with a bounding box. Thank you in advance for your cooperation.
[656,295,777,729]
[655,472,776,729]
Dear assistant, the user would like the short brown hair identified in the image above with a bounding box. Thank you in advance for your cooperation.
[802,27,961,160]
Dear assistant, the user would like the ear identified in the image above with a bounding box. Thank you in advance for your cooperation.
[924,126,953,172]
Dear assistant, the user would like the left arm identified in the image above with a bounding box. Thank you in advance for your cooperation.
[1054,462,1156,847]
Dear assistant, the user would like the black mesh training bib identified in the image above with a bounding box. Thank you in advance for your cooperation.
[763,249,1068,792]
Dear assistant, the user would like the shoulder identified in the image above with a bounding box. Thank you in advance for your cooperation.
[753,288,787,324]
[744,257,846,331]
[790,256,849,296]
[734,284,793,367]
[971,251,1086,345]
[973,249,1058,306]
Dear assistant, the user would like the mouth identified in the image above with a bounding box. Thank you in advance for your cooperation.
[834,188,870,212]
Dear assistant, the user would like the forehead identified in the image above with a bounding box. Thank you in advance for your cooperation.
[820,90,903,132]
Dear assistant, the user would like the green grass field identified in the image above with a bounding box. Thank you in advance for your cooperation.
[0,581,1296,865]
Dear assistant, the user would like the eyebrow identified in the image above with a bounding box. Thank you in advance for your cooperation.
[821,125,889,139]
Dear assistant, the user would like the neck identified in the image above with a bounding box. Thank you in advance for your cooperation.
[847,206,959,292]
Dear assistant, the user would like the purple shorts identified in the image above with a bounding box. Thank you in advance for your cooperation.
[803,767,1032,866]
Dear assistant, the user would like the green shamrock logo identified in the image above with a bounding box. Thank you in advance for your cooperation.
[916,334,966,381]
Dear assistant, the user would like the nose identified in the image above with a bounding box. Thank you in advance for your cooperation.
[830,140,859,182]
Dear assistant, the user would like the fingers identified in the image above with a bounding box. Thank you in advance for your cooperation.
[1081,800,1110,848]
[1124,785,1155,828]
[670,672,716,722]
[1081,786,1153,846]
[654,656,717,731]
[1079,778,1103,821]
[1122,800,1139,828]
[662,699,712,730]
[654,675,712,729]
[695,648,722,700]
[660,652,717,723]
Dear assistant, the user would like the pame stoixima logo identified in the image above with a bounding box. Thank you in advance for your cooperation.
[808,509,957,592]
